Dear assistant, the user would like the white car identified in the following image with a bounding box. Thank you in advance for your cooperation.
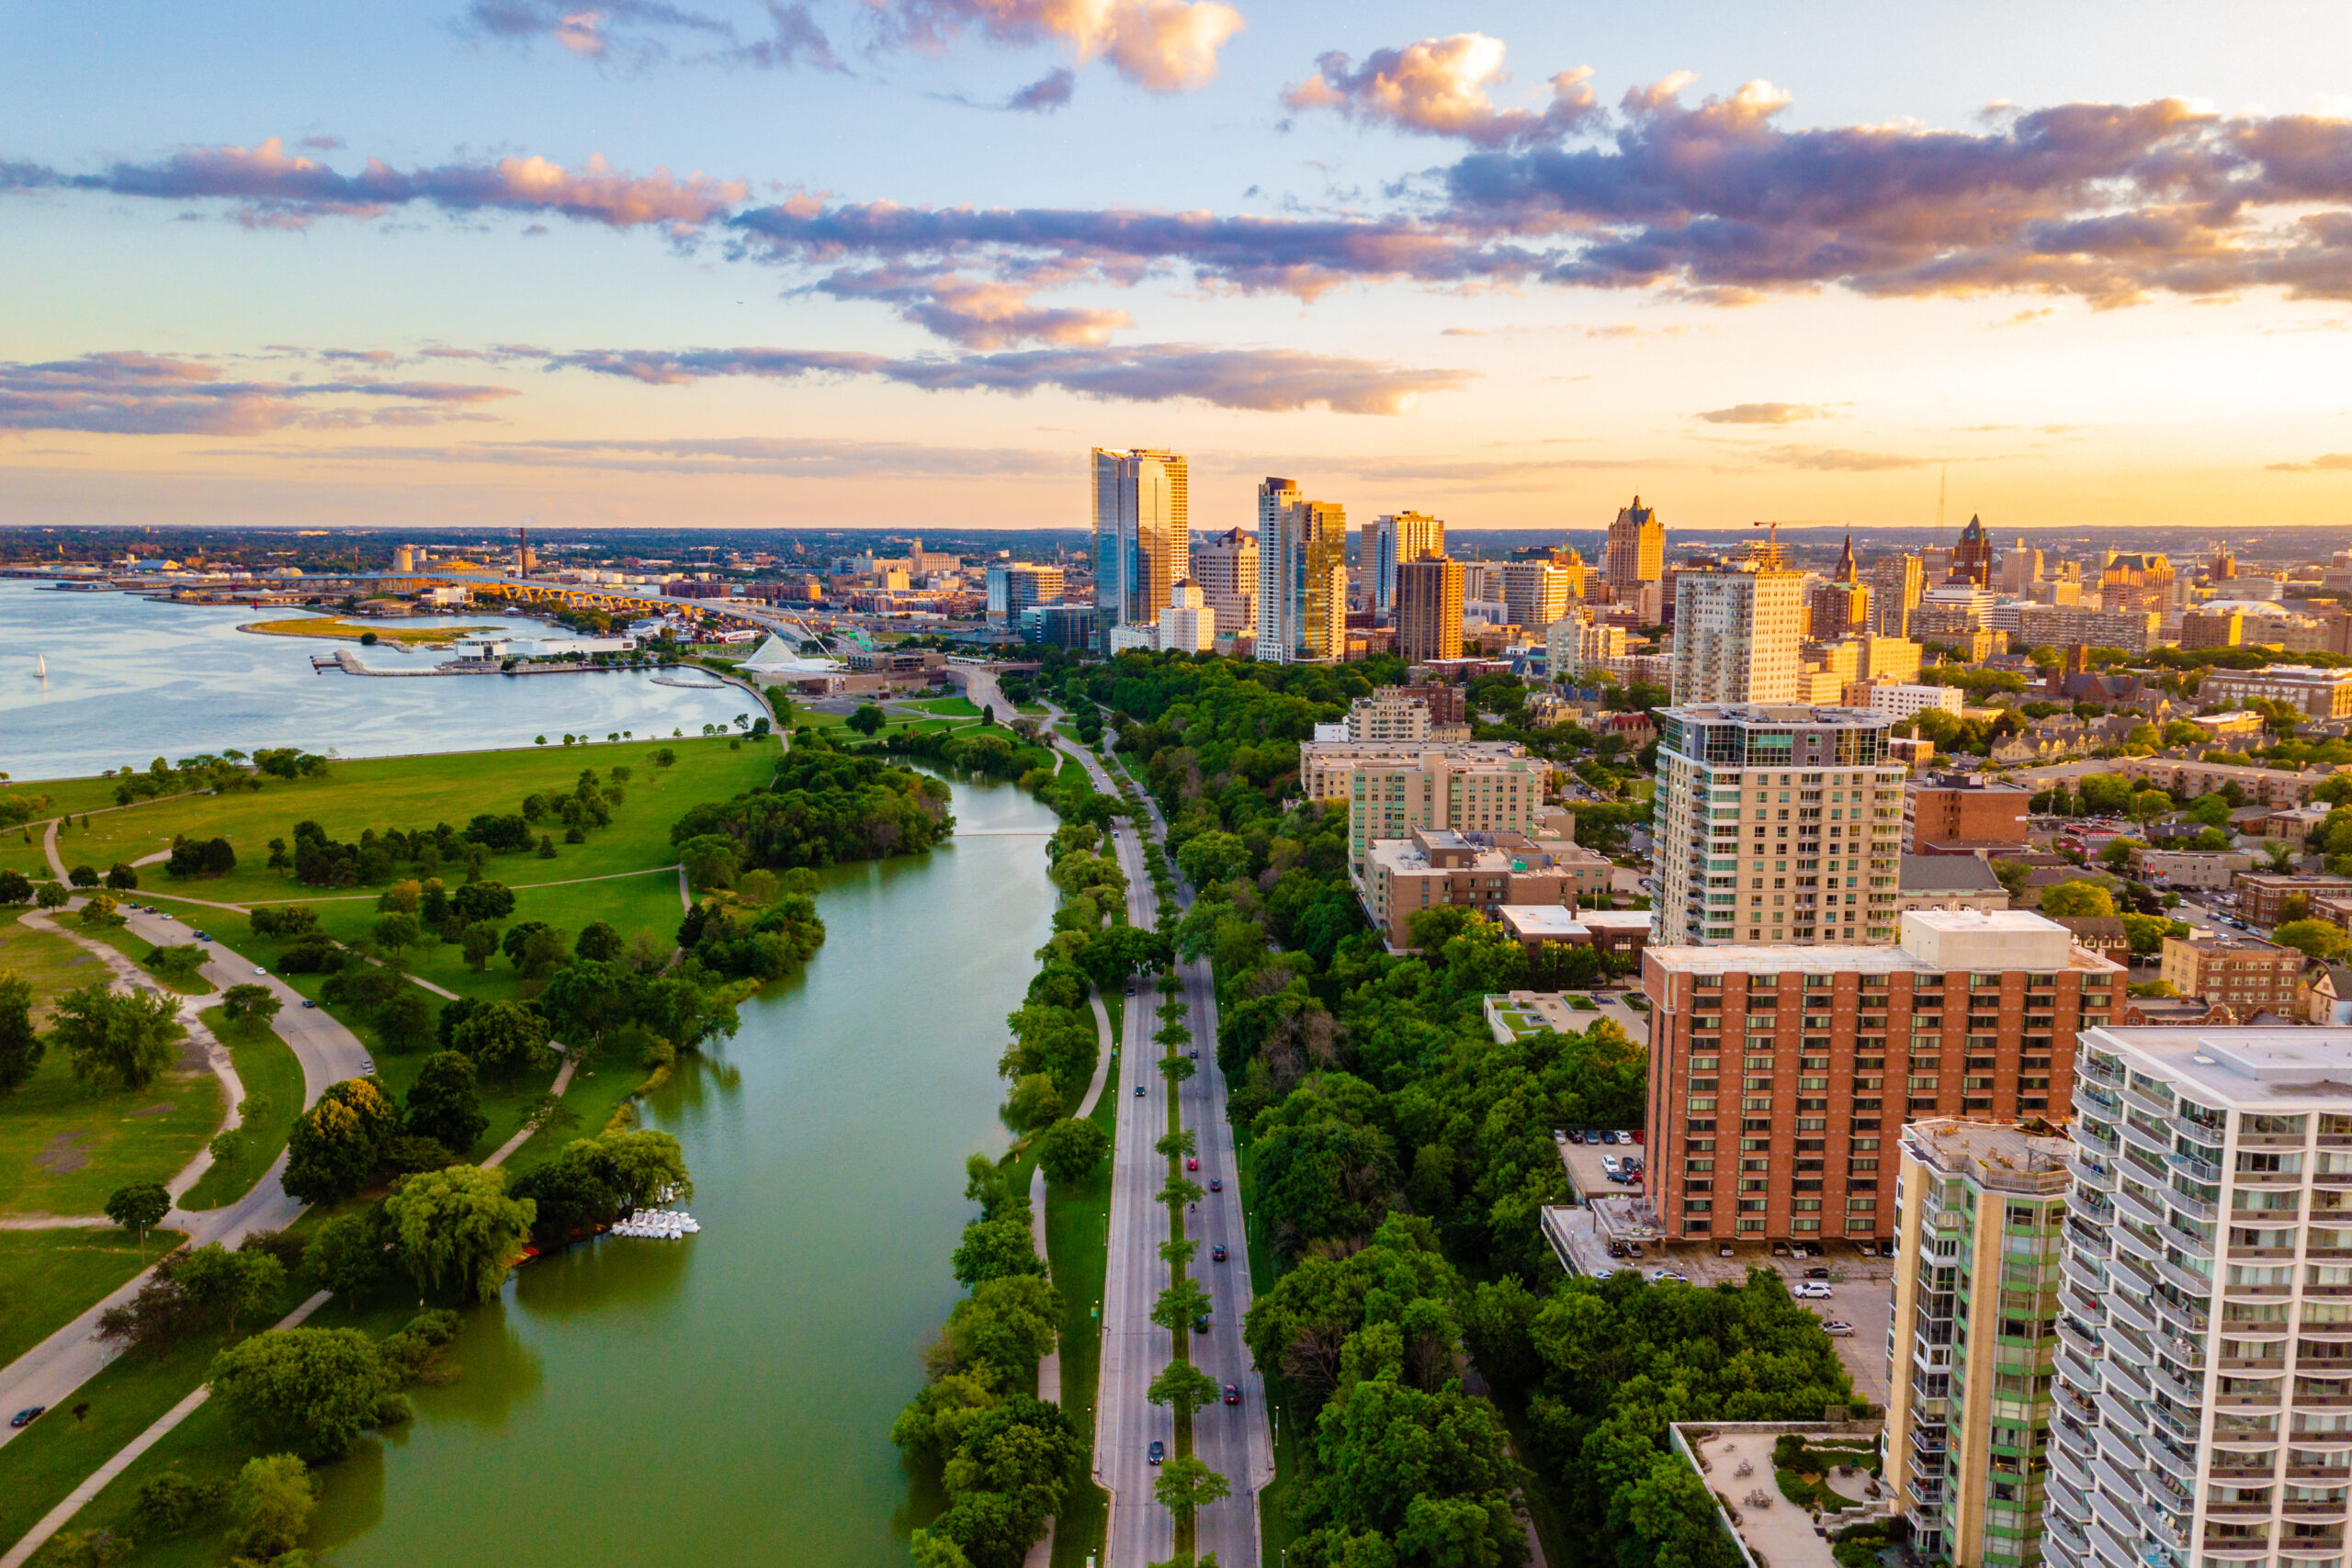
[1600,1155,1623,1175]
[1823,1320,1855,1337]
[1794,1281,1834,1300]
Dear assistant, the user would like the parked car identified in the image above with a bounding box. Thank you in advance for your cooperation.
[1625,1242,1643,1258]
[1148,1439,1165,1465]
[1771,1240,1792,1258]
[1567,1129,1586,1145]
[1650,1269,1689,1283]
[1717,1244,1736,1258]
[1223,1383,1240,1406]
[1211,1245,1227,1262]
[1193,1314,1211,1334]
[1823,1320,1855,1337]
[1794,1282,1834,1300]
[1600,1155,1623,1175]
[1630,1130,1645,1145]
[1804,1266,1831,1279]
[9,1406,42,1428]
[1606,1241,1628,1258]
[193,931,211,942]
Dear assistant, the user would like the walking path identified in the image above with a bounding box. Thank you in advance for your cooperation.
[1029,987,1121,1402]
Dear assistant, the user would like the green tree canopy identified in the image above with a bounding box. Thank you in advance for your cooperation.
[0,970,42,1093]
[283,1077,398,1204]
[51,982,181,1090]
[384,1164,536,1303]
[1034,1117,1109,1187]
[402,1052,487,1155]
[105,1181,172,1237]
[2277,919,2349,963]
[209,1326,391,1460]
[2039,881,2117,919]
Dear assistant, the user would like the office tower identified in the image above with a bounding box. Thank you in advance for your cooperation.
[1672,570,1804,705]
[1642,911,2116,1246]
[1648,703,1906,947]
[1396,556,1464,663]
[985,562,1066,622]
[1300,502,1348,660]
[1159,581,1215,653]
[1091,448,1190,649]
[1191,527,1258,636]
[2098,551,2177,615]
[1367,512,1444,616]
[1605,495,1666,589]
[2047,1029,2352,1568]
[2000,537,2045,595]
[1885,1120,2071,1568]
[1499,558,1576,636]
[1874,554,1926,638]
[1255,477,1303,659]
[1558,547,1589,603]
[1549,618,1627,680]
[1949,514,1995,586]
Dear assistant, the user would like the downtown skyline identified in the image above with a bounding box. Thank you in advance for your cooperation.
[6,2,2352,533]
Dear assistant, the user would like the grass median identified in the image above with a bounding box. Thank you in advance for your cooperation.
[178,1006,302,1212]
[0,1226,184,1369]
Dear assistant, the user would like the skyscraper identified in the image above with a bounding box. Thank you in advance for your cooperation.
[1256,478,1346,662]
[1872,553,1925,638]
[1950,513,1995,586]
[1395,556,1464,663]
[1190,527,1258,636]
[1367,511,1444,616]
[1604,495,1666,589]
[1672,570,1804,705]
[1091,448,1189,649]
[1498,558,1575,636]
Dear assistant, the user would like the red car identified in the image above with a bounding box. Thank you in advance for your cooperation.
[1223,1383,1240,1405]
[1186,1156,1199,1171]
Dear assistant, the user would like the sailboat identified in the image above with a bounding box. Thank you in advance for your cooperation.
[34,654,45,680]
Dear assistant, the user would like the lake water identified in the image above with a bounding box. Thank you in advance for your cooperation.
[307,772,1057,1567]
[0,581,746,781]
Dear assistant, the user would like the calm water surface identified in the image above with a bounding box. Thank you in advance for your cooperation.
[0,581,744,780]
[308,773,1057,1567]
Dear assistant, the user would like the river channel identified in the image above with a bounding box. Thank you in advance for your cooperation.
[300,769,1057,1566]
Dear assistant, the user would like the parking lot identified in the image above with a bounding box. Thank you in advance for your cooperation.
[1555,1130,1647,1202]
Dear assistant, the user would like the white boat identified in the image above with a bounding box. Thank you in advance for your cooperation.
[35,653,46,679]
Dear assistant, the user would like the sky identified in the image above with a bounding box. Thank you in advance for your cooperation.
[6,1,2352,536]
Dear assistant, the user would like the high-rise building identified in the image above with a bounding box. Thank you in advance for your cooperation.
[1191,527,1258,636]
[1649,702,1906,947]
[985,562,1066,622]
[1874,554,1927,638]
[2097,550,2175,614]
[1498,559,1576,637]
[1950,514,1995,586]
[1641,909,2119,1246]
[1396,555,1464,663]
[1605,495,1666,589]
[1549,617,1627,679]
[1367,512,1444,616]
[1340,752,1551,879]
[1999,537,2045,595]
[1885,1120,2071,1568]
[1671,570,1804,705]
[2046,1028,2352,1568]
[1159,581,1215,653]
[1254,479,1345,663]
[1809,563,1872,642]
[1091,448,1189,649]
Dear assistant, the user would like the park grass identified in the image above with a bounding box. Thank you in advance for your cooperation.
[0,1227,183,1368]
[0,829,51,879]
[0,908,112,1022]
[1045,1033,1119,1568]
[0,1017,223,1220]
[69,919,216,997]
[242,616,498,646]
[179,1009,302,1212]
[900,694,980,717]
[46,734,774,910]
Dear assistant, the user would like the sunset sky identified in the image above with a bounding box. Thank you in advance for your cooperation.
[6,1,2352,535]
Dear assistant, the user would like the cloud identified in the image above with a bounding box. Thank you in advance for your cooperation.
[1006,66,1075,112]
[872,0,1243,93]
[2,138,746,230]
[0,352,516,435]
[217,434,1070,477]
[1282,34,1600,146]
[1696,401,1829,424]
[1757,445,1926,471]
[811,264,1131,345]
[537,341,1472,412]
[2268,453,2352,472]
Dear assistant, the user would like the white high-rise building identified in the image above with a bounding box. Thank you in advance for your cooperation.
[1499,559,1575,637]
[1091,448,1188,650]
[1255,479,1345,663]
[1367,512,1445,617]
[1649,703,1905,946]
[1191,527,1257,636]
[1159,581,1214,653]
[1672,570,1803,705]
[1255,476,1303,660]
[2048,1028,2352,1568]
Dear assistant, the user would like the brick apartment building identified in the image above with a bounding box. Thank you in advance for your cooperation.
[1641,909,2121,1247]
[1361,827,1611,948]
[2233,872,2352,927]
[2159,931,2304,1012]
[1903,773,2030,854]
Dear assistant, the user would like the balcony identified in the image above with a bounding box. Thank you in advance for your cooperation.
[2109,1287,2159,1337]
[2071,1148,2120,1192]
[2058,1315,2106,1359]
[2116,1182,2168,1231]
[2077,1119,2123,1156]
[2151,1360,2204,1406]
[2079,1055,2124,1089]
[2122,1080,2178,1121]
[2063,1248,2114,1298]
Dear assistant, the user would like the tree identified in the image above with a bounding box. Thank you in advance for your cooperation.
[225,1452,316,1561]
[1152,1455,1230,1517]
[0,868,30,905]
[282,1078,398,1203]
[68,863,99,887]
[449,880,515,923]
[2278,919,2350,963]
[172,1243,283,1335]
[1176,830,1252,887]
[1146,1359,1221,1415]
[454,1001,556,1088]
[51,981,181,1090]
[2039,881,2116,919]
[132,1469,225,1535]
[1159,1053,1198,1086]
[1159,1175,1205,1209]
[574,920,623,962]
[0,970,40,1092]
[144,944,208,986]
[78,891,125,927]
[848,705,888,736]
[953,1211,1047,1285]
[371,911,422,960]
[384,1164,537,1303]
[2129,789,2175,824]
[403,1052,488,1154]
[678,834,741,890]
[209,1327,390,1460]
[105,863,139,891]
[307,1208,395,1296]
[220,983,281,1031]
[945,1274,1062,1381]
[1034,1117,1110,1187]
[106,1182,172,1249]
[376,987,436,1055]
[460,921,501,972]
[1004,1072,1064,1131]
[1150,1275,1213,1334]
[35,880,69,909]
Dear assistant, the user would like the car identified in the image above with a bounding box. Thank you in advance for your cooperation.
[157,911,175,920]
[1193,1314,1211,1334]
[1718,1244,1736,1258]
[1650,1268,1688,1283]
[8,1406,42,1428]
[1223,1383,1240,1405]
[1567,1129,1585,1145]
[1186,1156,1199,1170]
[1212,1245,1227,1262]
[1189,1048,1198,1058]
[1600,1155,1622,1174]
[1823,1320,1856,1337]
[1606,1241,1628,1258]
[1625,1242,1643,1258]
[1148,1439,1165,1465]
[1804,1267,1831,1279]
[1794,1282,1834,1300]
[254,967,267,976]
[1552,1129,1567,1145]
[193,931,211,942]
[1208,1179,1221,1192]
[361,1059,376,1073]
[301,999,317,1010]
[1631,1130,1644,1145]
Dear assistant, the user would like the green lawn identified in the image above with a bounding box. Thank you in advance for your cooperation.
[47,735,773,911]
[0,908,111,1019]
[1045,1026,1118,1568]
[71,919,216,997]
[0,1226,182,1368]
[179,1008,303,1211]
[0,1001,223,1220]
[899,694,980,717]
[0,829,51,879]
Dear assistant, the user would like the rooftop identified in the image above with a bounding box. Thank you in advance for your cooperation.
[1657,703,1894,730]
[1898,853,2002,894]
[2169,931,2290,955]
[1648,909,2120,976]
[1901,1119,2072,1193]
[2088,1027,2352,1106]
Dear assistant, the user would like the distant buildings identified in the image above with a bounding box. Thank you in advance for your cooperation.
[1367,511,1443,616]
[2201,663,2352,719]
[1949,513,1996,586]
[1395,555,1464,663]
[1254,477,1346,663]
[1190,527,1258,636]
[2159,930,2301,1012]
[985,562,1064,623]
[1905,773,2030,855]
[1603,495,1665,592]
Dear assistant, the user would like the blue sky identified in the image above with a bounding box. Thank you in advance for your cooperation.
[6,1,2352,534]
